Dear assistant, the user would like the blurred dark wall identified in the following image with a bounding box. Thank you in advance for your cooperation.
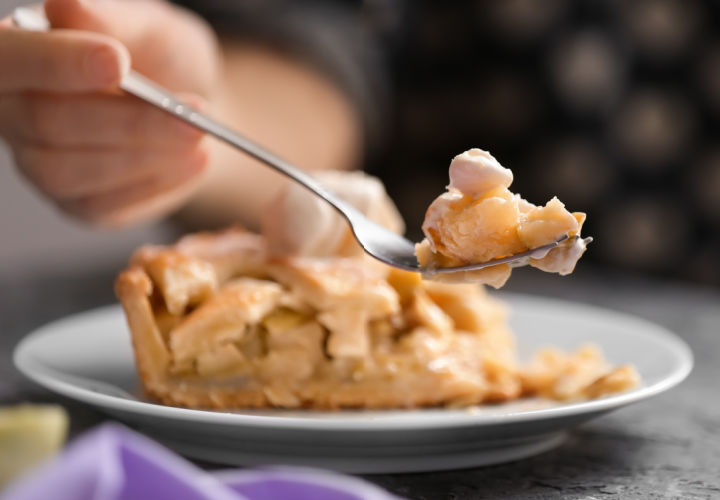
[369,0,720,286]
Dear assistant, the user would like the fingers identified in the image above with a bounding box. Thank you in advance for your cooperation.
[0,92,205,147]
[15,141,209,200]
[45,0,220,93]
[59,153,208,227]
[0,25,129,92]
[0,1,215,226]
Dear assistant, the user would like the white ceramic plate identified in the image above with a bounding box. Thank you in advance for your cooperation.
[14,294,692,473]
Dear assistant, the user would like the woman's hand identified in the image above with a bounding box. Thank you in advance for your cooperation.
[0,0,221,226]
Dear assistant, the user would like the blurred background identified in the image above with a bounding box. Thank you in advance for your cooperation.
[1,0,719,286]
[370,0,720,287]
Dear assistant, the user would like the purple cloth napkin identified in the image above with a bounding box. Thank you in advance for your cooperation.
[1,424,401,500]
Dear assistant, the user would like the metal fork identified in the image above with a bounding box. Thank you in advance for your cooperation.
[12,7,586,275]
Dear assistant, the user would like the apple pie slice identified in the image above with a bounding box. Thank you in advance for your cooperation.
[116,227,637,410]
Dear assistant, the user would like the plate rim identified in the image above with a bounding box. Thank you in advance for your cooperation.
[13,293,694,432]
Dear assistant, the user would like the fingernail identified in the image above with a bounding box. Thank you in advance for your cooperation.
[85,45,128,86]
[182,94,207,112]
[85,47,118,85]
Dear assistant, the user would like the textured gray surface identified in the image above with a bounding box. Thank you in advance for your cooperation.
[1,266,718,499]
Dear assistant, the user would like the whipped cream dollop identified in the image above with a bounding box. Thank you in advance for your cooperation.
[261,170,404,258]
[448,148,513,197]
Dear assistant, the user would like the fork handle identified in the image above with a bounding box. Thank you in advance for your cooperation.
[119,72,346,206]
[11,7,353,217]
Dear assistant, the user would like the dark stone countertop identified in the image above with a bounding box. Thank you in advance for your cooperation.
[1,265,718,499]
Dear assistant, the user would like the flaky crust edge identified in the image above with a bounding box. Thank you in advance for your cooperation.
[115,267,171,399]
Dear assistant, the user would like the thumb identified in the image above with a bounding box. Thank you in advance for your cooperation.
[43,0,217,93]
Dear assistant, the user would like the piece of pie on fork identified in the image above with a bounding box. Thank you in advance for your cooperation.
[116,227,637,410]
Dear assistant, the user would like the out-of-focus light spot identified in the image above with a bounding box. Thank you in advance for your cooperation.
[598,196,689,270]
[611,90,694,171]
[531,139,615,206]
[550,31,624,114]
[482,0,566,44]
[616,0,701,61]
[696,43,720,114]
